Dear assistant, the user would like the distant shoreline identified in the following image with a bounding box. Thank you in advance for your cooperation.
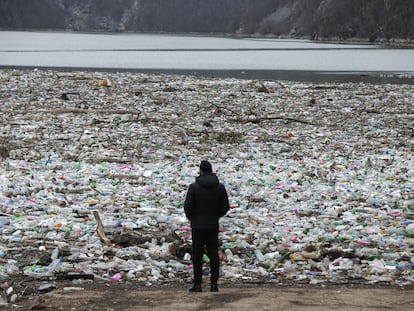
[1,28,413,48]
[1,65,413,85]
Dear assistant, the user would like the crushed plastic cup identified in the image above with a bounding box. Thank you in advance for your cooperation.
[110,273,123,281]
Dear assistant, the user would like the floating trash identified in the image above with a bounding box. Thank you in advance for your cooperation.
[0,69,413,290]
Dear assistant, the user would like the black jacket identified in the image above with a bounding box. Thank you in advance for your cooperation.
[184,173,230,229]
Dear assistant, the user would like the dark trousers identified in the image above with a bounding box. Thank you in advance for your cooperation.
[191,228,219,285]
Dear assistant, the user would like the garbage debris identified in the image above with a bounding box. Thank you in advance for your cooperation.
[0,69,413,295]
[98,78,112,87]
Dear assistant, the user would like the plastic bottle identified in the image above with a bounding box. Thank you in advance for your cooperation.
[254,249,264,262]
[405,223,414,236]
[51,248,59,260]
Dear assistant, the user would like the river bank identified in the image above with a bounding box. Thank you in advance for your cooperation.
[1,66,414,85]
[5,282,414,311]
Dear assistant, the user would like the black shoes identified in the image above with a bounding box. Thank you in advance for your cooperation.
[189,284,202,292]
[189,284,219,292]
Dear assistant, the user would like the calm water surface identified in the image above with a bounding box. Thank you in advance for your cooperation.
[1,31,413,82]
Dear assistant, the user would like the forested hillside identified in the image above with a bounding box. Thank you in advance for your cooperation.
[0,0,412,41]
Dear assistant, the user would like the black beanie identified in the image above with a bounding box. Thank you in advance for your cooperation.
[200,160,212,173]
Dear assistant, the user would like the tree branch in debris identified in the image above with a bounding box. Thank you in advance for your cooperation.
[235,116,314,125]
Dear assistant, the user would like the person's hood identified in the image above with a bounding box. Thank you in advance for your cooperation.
[196,173,219,189]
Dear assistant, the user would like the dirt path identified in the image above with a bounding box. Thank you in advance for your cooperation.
[9,284,414,311]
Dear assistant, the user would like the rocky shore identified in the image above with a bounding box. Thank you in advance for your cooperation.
[0,68,413,304]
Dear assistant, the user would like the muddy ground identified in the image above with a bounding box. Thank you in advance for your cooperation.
[2,280,414,310]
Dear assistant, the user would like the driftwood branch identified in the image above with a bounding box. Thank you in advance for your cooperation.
[209,102,241,116]
[234,116,314,125]
[93,211,112,247]
[35,109,141,115]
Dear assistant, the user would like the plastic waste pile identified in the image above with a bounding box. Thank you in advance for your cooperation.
[0,69,413,291]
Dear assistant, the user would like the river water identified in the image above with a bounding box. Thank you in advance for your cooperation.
[1,31,413,83]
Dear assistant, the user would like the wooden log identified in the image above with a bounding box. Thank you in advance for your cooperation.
[93,211,112,246]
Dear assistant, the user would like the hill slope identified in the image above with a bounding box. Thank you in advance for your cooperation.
[0,0,412,41]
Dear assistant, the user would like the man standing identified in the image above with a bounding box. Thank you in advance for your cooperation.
[184,160,230,292]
